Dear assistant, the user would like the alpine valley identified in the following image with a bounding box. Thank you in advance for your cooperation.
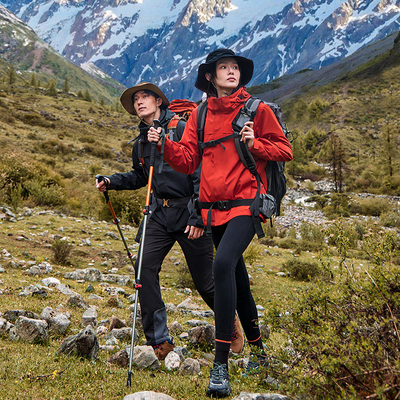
[0,0,399,100]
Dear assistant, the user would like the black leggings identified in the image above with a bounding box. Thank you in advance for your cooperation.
[212,215,261,344]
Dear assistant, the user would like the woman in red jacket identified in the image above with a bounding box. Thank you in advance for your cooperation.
[148,48,293,397]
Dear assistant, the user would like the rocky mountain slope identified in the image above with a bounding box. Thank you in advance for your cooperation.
[1,0,399,100]
[0,4,125,102]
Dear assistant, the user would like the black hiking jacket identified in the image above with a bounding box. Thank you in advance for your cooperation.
[106,108,203,240]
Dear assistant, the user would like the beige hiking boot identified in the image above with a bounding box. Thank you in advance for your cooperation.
[230,313,244,354]
[152,339,174,360]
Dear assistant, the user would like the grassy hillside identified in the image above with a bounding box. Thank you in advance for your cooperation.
[0,5,125,104]
[0,81,145,224]
[250,31,400,196]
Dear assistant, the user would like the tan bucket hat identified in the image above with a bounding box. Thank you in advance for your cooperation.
[120,82,169,115]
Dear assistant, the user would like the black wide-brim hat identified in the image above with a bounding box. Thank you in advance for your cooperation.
[120,82,169,115]
[195,48,254,93]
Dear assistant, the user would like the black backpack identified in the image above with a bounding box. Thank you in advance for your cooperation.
[196,97,291,237]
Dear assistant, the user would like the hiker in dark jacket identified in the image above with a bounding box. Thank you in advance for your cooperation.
[96,82,243,360]
[148,51,293,396]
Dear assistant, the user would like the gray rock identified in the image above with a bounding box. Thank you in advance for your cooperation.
[107,347,129,367]
[18,285,41,296]
[185,319,207,327]
[64,268,102,282]
[57,325,99,360]
[173,346,189,361]
[232,392,291,400]
[130,345,160,370]
[107,327,132,342]
[0,317,14,337]
[164,350,181,370]
[188,324,215,348]
[101,274,130,286]
[40,307,71,335]
[168,321,183,334]
[88,294,103,300]
[123,392,175,400]
[42,277,60,287]
[109,315,126,331]
[3,309,40,322]
[15,316,48,344]
[67,293,89,309]
[177,298,202,311]
[179,357,200,375]
[82,307,98,327]
[56,284,75,295]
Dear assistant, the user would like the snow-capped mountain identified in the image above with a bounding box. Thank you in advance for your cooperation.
[1,0,399,100]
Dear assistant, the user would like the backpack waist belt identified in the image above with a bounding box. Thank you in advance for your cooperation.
[155,197,192,209]
[195,199,254,236]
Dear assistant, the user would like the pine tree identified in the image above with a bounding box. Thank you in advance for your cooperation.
[7,67,17,85]
[30,73,37,87]
[382,123,398,178]
[62,77,70,93]
[48,79,58,97]
[328,134,347,193]
[83,89,92,102]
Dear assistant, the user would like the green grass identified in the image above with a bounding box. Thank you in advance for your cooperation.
[0,208,311,400]
[2,206,398,399]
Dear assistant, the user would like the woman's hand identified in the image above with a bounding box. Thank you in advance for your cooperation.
[147,126,163,145]
[240,121,254,148]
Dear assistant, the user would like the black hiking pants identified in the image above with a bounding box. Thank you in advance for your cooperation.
[135,219,214,346]
[211,216,261,346]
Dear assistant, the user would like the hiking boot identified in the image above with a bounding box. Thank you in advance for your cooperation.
[206,362,231,398]
[230,313,244,354]
[243,353,269,376]
[152,339,174,360]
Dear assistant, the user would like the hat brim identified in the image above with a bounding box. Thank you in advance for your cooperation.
[120,82,169,115]
[195,55,254,93]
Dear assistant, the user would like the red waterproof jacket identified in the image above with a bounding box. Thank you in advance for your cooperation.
[162,87,293,227]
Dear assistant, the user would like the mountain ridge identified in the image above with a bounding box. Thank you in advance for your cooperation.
[1,0,399,100]
[0,4,125,102]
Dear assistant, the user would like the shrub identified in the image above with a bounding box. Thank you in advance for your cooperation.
[243,242,263,265]
[25,180,66,207]
[97,190,144,226]
[380,210,400,228]
[18,112,54,128]
[307,97,330,119]
[83,144,113,159]
[0,153,66,208]
[299,222,325,244]
[350,196,393,217]
[51,239,72,266]
[324,193,351,218]
[266,263,400,399]
[40,139,73,155]
[327,220,359,250]
[282,258,329,281]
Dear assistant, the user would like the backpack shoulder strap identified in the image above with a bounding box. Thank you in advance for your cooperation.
[232,97,262,176]
[196,101,208,153]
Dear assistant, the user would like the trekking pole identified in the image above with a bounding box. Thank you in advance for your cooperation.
[124,119,161,387]
[95,175,136,271]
